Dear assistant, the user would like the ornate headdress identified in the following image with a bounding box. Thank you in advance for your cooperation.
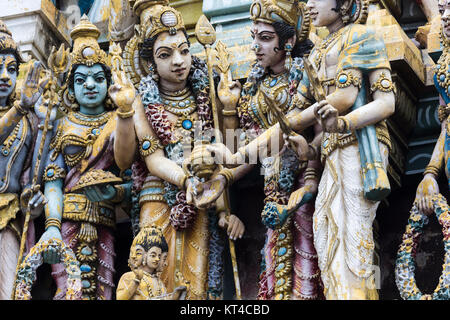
[132,225,167,251]
[250,0,311,42]
[124,0,186,87]
[338,0,369,25]
[70,15,108,67]
[0,20,22,62]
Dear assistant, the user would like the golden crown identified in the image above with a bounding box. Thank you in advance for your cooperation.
[0,19,22,61]
[250,0,311,42]
[132,225,166,248]
[69,15,108,67]
[139,5,186,40]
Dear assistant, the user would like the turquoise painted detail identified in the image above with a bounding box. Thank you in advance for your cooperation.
[270,78,278,87]
[182,119,193,130]
[82,280,91,288]
[339,74,348,84]
[2,149,9,156]
[278,233,286,240]
[142,140,151,150]
[139,187,163,198]
[80,264,92,272]
[47,169,55,178]
[277,278,285,286]
[81,246,93,256]
[276,263,285,271]
[278,247,287,256]
[179,102,186,107]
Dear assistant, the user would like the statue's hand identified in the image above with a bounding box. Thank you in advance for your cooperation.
[287,179,318,212]
[38,227,62,264]
[172,286,187,300]
[192,175,227,209]
[33,100,58,122]
[217,72,241,110]
[185,177,204,207]
[108,69,136,113]
[218,212,245,240]
[132,268,144,281]
[284,133,310,161]
[415,173,439,215]
[20,185,48,219]
[206,143,239,167]
[314,100,339,133]
[20,61,50,109]
[83,184,117,202]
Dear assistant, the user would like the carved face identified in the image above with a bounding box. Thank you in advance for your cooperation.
[250,22,285,70]
[0,53,17,103]
[72,64,108,109]
[131,245,145,268]
[439,0,450,39]
[145,246,162,272]
[306,0,340,28]
[153,30,191,85]
[157,252,168,273]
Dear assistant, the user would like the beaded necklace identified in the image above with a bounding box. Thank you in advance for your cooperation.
[160,87,197,116]
[312,27,346,70]
[68,111,111,127]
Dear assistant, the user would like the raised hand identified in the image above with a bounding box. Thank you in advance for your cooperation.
[217,72,241,110]
[20,61,50,109]
[192,175,227,209]
[108,69,136,113]
[414,174,439,215]
[314,100,339,133]
[206,142,240,167]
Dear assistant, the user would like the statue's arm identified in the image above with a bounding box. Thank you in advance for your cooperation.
[114,97,138,171]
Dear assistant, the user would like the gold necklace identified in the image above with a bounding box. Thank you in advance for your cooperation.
[1,122,20,157]
[141,272,162,299]
[313,27,346,70]
[68,111,111,127]
[160,87,197,116]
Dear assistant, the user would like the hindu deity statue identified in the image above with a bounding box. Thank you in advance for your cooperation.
[415,0,450,216]
[0,20,49,299]
[116,225,187,300]
[35,16,133,300]
[210,0,396,300]
[216,0,324,300]
[115,0,244,299]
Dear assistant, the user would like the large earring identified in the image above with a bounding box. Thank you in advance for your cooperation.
[149,63,159,82]
[284,43,293,71]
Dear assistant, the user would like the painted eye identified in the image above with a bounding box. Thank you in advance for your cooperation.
[159,53,170,59]
[181,49,189,55]
[96,76,105,83]
[8,67,16,74]
[75,78,84,85]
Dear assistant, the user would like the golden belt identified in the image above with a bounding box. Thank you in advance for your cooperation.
[63,193,115,228]
[321,121,391,162]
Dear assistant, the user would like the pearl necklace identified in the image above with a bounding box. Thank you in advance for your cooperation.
[160,87,197,116]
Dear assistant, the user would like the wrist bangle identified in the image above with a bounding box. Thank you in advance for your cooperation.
[133,278,140,284]
[337,116,350,133]
[424,165,440,178]
[222,109,237,116]
[117,109,135,119]
[14,100,28,115]
[45,217,61,231]
[304,167,318,182]
[218,168,234,187]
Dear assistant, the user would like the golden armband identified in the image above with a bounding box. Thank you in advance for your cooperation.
[43,164,67,182]
[222,109,237,116]
[370,73,395,94]
[139,135,162,158]
[423,164,440,178]
[335,71,362,89]
[45,217,62,231]
[304,167,318,182]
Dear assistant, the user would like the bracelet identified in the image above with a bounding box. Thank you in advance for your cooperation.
[337,116,350,133]
[222,109,237,116]
[218,168,234,187]
[424,165,440,178]
[111,185,125,203]
[117,109,135,119]
[14,100,28,115]
[133,278,140,284]
[304,167,318,182]
[45,217,61,231]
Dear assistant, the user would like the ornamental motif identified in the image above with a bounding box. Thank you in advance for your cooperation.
[139,135,163,157]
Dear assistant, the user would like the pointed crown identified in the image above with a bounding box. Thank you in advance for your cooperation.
[250,0,311,42]
[0,19,22,62]
[70,15,108,67]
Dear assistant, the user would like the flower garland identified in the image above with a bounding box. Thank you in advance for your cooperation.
[14,238,82,300]
[395,194,450,300]
[134,56,214,230]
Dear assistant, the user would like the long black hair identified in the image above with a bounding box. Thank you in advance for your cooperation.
[272,21,313,58]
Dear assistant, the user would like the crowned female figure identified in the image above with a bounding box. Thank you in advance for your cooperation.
[222,0,324,300]
[115,0,244,299]
[209,0,396,300]
[36,16,132,300]
[0,20,48,299]
[415,1,450,228]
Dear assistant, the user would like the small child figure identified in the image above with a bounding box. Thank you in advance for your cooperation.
[116,225,186,300]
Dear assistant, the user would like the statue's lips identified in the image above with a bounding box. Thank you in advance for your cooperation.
[85,91,98,97]
[173,68,186,74]
[0,83,11,90]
